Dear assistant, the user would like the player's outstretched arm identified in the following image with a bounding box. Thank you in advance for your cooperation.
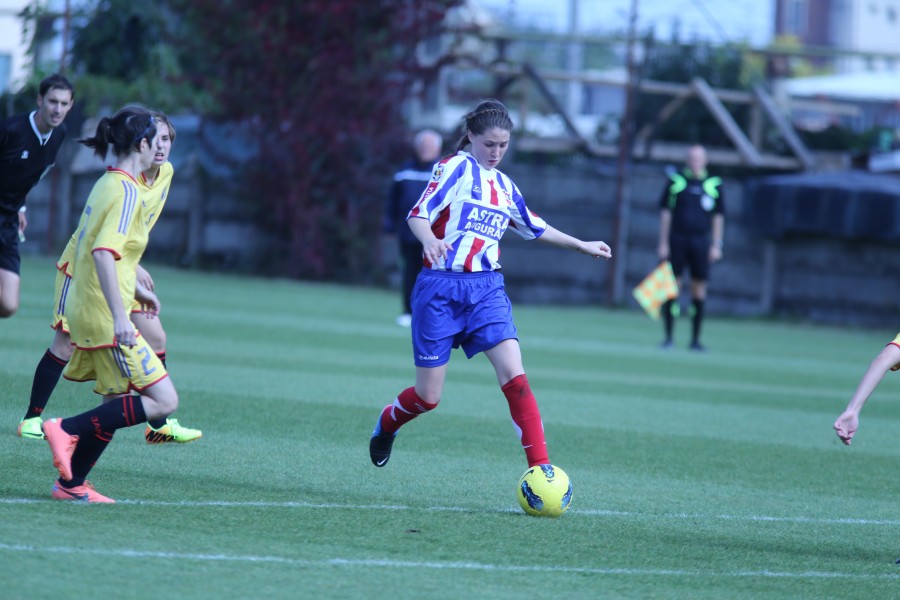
[834,343,900,445]
[537,225,612,259]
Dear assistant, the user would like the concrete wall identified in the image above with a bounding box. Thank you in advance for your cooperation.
[20,151,900,329]
[486,159,900,328]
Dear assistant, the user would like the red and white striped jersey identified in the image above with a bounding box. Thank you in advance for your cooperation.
[407,151,547,272]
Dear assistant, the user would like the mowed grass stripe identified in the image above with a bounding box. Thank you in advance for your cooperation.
[4,256,900,599]
[2,543,899,582]
[2,497,900,527]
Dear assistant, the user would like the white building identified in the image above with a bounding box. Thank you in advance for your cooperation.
[776,0,900,73]
[0,0,31,93]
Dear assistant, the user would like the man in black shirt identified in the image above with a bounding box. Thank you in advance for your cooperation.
[383,128,443,327]
[657,145,724,351]
[0,74,74,317]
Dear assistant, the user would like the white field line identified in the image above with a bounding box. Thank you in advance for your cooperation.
[0,542,897,581]
[2,497,899,526]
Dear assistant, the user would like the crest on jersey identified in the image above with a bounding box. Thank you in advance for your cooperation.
[701,194,715,211]
[431,165,443,181]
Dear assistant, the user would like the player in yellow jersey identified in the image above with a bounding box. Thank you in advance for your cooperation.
[17,113,200,445]
[39,106,183,502]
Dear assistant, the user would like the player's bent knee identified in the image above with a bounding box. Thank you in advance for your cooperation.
[416,390,441,407]
[142,380,179,416]
[50,332,73,359]
[54,344,74,361]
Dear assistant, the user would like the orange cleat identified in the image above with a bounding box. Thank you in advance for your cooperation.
[52,480,115,503]
[42,418,78,481]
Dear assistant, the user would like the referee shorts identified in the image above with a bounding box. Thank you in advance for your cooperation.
[668,231,711,281]
[0,213,21,275]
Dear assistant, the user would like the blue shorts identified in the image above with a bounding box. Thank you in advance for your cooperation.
[410,269,518,367]
[0,213,21,275]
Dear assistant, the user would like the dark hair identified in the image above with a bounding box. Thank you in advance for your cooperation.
[79,105,157,159]
[39,74,75,99]
[152,111,176,143]
[454,99,514,152]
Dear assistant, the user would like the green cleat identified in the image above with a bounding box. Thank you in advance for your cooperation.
[145,418,202,444]
[17,416,45,440]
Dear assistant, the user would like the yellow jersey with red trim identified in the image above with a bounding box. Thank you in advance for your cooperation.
[65,167,148,349]
[55,162,174,276]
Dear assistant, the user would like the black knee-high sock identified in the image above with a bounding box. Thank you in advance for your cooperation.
[691,298,705,344]
[662,299,675,342]
[25,350,68,420]
[147,353,168,429]
[62,429,115,488]
[60,395,147,437]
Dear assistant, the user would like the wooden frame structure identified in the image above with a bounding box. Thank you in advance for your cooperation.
[491,63,817,171]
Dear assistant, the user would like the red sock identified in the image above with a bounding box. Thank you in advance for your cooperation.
[379,387,438,434]
[501,374,549,467]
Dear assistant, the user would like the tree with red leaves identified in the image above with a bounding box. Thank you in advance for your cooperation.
[166,0,463,279]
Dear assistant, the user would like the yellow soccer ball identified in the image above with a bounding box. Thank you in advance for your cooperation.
[516,464,572,517]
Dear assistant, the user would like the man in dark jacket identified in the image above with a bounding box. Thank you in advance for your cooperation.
[0,74,74,318]
[384,128,442,326]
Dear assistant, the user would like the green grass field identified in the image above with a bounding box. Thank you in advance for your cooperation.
[1,255,899,599]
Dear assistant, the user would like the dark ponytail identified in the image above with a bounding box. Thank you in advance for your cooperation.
[79,105,156,160]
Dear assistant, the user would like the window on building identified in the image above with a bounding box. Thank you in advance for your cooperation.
[0,54,10,94]
[785,0,808,37]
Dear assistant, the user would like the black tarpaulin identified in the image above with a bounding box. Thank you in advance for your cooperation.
[746,171,900,240]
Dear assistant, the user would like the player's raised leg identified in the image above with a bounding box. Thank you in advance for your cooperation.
[370,364,445,467]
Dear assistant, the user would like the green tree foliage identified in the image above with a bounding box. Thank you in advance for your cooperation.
[634,40,763,148]
[9,1,206,114]
[164,0,463,279]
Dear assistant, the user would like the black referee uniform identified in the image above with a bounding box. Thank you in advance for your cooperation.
[659,167,724,350]
[0,112,67,274]
[383,158,433,319]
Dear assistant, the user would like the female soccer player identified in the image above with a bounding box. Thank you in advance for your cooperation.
[369,99,611,469]
[17,113,201,445]
[833,333,900,445]
[41,106,181,502]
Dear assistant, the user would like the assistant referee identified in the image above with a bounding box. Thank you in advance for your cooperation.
[656,144,724,351]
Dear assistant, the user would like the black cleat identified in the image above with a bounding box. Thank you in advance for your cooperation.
[689,341,707,352]
[369,419,396,467]
[370,432,395,467]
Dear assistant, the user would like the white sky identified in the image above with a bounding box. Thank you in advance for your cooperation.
[476,0,775,46]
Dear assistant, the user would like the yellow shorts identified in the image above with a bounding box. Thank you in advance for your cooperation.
[50,269,72,333]
[63,336,168,395]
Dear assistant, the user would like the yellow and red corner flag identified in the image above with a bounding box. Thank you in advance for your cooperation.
[632,261,679,320]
